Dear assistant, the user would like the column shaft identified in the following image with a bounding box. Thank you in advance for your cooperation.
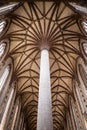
[37,49,53,130]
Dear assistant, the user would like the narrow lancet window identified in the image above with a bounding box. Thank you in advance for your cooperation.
[82,21,87,33]
[0,43,6,57]
[0,3,19,15]
[0,66,10,92]
[0,21,6,34]
[82,43,87,56]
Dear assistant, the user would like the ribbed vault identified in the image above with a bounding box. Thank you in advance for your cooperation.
[4,1,85,130]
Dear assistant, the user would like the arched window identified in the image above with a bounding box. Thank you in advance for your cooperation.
[0,58,13,106]
[0,21,6,34]
[79,39,87,61]
[0,3,19,16]
[0,42,6,57]
[82,43,87,56]
[0,66,10,92]
[0,19,10,38]
[82,21,87,33]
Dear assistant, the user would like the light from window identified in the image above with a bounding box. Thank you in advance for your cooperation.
[0,21,6,34]
[0,43,6,57]
[0,3,19,13]
[82,21,87,33]
[0,66,10,92]
[83,43,87,55]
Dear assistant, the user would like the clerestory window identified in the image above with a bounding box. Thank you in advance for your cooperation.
[0,42,6,57]
[0,21,6,34]
[0,66,10,92]
[82,21,87,33]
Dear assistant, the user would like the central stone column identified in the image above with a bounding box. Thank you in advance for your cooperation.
[37,49,53,130]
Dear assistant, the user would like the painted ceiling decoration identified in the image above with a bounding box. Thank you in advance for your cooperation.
[1,0,87,130]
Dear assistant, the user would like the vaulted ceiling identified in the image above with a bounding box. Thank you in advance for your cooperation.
[3,0,86,130]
